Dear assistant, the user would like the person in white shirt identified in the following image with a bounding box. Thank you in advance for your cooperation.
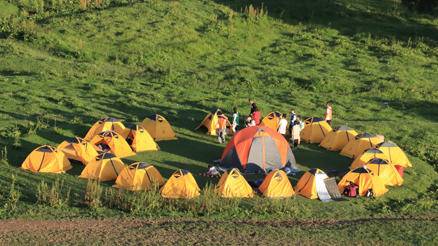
[291,120,301,148]
[277,113,288,137]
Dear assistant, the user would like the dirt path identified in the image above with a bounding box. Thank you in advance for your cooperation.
[0,217,437,245]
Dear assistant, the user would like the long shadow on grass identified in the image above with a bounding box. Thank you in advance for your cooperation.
[293,143,351,176]
[158,134,224,167]
[214,0,438,44]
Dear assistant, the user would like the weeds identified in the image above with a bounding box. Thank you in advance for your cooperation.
[1,175,21,216]
[242,4,267,20]
[84,180,102,209]
[36,179,70,208]
[0,146,8,164]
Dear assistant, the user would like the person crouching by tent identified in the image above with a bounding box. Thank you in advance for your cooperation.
[245,116,255,127]
[277,113,288,138]
[291,120,301,148]
[216,111,228,144]
[231,107,240,133]
[325,102,333,126]
[251,105,261,125]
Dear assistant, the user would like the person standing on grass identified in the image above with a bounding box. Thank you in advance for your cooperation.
[325,102,333,126]
[277,113,288,137]
[291,120,301,148]
[216,110,228,144]
[288,110,296,137]
[249,99,256,115]
[251,105,261,125]
[231,107,240,133]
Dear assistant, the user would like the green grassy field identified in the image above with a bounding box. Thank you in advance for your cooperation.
[0,0,437,243]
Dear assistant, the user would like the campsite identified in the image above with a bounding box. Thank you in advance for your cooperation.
[0,0,437,244]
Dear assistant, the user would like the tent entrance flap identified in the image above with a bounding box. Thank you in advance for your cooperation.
[315,173,331,202]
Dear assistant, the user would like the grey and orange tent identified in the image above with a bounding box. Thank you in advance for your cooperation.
[220,126,297,173]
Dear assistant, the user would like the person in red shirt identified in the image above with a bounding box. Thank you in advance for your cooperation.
[251,105,261,125]
[216,111,228,144]
[324,102,333,126]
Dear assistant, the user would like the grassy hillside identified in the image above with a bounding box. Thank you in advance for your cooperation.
[0,0,437,242]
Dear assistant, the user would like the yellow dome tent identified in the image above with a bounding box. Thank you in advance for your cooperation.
[340,133,384,159]
[365,158,403,186]
[126,125,159,153]
[259,169,294,198]
[90,130,135,158]
[300,117,333,143]
[79,153,125,181]
[215,168,254,198]
[195,110,231,136]
[295,168,331,200]
[21,145,72,173]
[113,162,165,191]
[320,125,358,151]
[350,148,389,170]
[260,112,282,131]
[141,114,177,141]
[58,137,98,164]
[377,141,412,168]
[84,117,129,141]
[160,170,200,199]
[338,167,388,197]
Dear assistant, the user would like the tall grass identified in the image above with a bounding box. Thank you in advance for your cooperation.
[84,180,102,209]
[36,179,71,208]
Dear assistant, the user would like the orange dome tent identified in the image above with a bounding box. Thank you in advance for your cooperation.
[365,158,403,186]
[220,126,297,173]
[160,169,200,199]
[295,168,332,201]
[141,114,177,141]
[260,112,282,131]
[90,130,135,158]
[58,137,98,164]
[21,145,72,173]
[340,133,384,159]
[79,153,125,181]
[259,169,294,198]
[195,110,231,136]
[320,125,358,151]
[300,117,332,143]
[114,162,164,191]
[84,117,129,141]
[338,167,388,197]
[126,125,159,152]
[215,168,254,198]
[350,148,389,170]
[377,141,412,168]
